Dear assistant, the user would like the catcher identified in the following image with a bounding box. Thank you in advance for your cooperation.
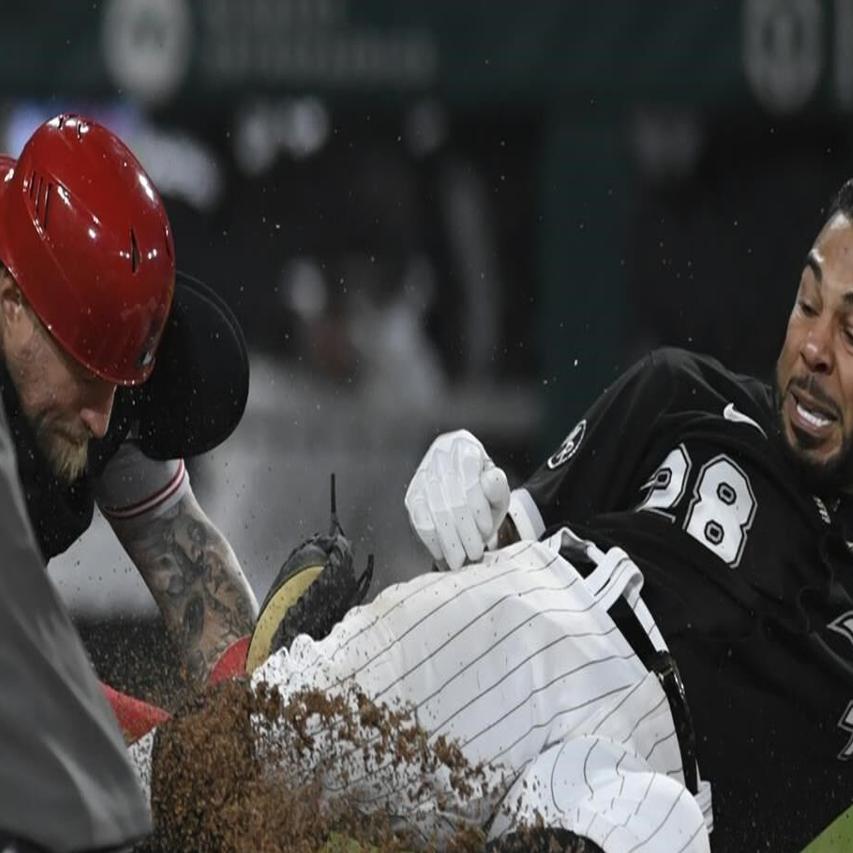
[121,478,711,853]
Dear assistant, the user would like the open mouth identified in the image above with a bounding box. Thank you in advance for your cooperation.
[790,388,839,434]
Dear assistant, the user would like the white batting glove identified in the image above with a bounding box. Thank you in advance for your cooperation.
[405,429,510,570]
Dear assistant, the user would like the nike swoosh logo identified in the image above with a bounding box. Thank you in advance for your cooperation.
[723,402,767,438]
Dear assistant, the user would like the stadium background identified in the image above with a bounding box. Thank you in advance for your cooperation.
[2,0,850,699]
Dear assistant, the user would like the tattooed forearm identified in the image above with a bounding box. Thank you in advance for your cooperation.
[183,595,205,648]
[109,492,259,687]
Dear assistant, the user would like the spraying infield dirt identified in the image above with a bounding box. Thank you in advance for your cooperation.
[133,677,595,852]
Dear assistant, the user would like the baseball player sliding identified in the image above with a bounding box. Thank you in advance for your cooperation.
[399,179,853,851]
[128,472,711,852]
[124,180,853,850]
[18,109,853,853]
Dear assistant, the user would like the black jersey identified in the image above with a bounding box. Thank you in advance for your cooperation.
[521,348,853,852]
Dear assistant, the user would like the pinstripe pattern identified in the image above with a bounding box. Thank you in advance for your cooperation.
[252,530,711,851]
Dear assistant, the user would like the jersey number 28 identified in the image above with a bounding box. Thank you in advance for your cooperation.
[636,444,757,567]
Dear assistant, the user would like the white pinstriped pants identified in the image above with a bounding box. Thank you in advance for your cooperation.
[253,529,712,852]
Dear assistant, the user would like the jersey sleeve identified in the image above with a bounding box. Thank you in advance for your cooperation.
[93,441,189,522]
[513,349,679,537]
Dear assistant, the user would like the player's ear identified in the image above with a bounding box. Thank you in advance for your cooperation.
[0,267,27,330]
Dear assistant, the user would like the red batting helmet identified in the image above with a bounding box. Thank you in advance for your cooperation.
[0,114,175,385]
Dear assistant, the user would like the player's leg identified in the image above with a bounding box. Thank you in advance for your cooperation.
[250,530,685,840]
[486,732,710,853]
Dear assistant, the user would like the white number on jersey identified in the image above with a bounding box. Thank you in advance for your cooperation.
[683,455,756,566]
[636,445,691,520]
[637,449,757,568]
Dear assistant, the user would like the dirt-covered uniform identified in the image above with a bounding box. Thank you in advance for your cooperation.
[131,526,712,853]
[508,347,853,852]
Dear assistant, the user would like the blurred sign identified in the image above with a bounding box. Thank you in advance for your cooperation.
[98,0,438,105]
[743,0,824,113]
[1,1,853,113]
[199,0,437,91]
[101,0,192,104]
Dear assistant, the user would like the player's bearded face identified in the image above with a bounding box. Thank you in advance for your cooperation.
[4,302,114,483]
[31,412,90,484]
[776,212,853,492]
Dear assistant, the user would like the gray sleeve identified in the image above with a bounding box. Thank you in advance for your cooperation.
[0,404,151,851]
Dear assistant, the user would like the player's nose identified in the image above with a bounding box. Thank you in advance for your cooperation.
[801,321,834,374]
[79,382,116,439]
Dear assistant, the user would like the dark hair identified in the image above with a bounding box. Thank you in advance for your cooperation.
[828,179,853,222]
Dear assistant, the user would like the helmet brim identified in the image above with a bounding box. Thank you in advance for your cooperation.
[134,272,250,460]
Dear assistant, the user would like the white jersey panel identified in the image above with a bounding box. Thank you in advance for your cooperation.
[490,733,711,853]
[94,441,189,521]
[252,531,711,851]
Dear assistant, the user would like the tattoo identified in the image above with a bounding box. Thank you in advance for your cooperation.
[182,595,205,647]
[109,492,259,687]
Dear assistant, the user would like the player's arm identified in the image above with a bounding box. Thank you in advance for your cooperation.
[109,489,257,685]
[96,443,258,686]
[407,350,678,566]
[508,348,679,537]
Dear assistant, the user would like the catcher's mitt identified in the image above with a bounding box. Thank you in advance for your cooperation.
[246,476,373,672]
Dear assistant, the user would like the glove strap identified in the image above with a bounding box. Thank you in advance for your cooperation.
[354,554,374,605]
[507,488,546,541]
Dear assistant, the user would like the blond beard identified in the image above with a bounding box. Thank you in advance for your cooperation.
[37,425,89,483]
[5,310,92,483]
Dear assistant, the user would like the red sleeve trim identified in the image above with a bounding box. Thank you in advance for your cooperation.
[101,460,187,520]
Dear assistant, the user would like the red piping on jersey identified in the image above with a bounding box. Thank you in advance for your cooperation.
[101,459,186,520]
